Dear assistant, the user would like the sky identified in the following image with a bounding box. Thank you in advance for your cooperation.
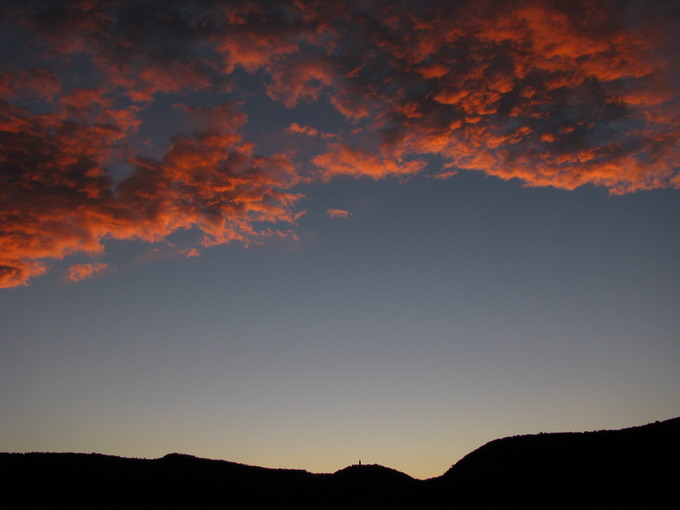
[1,0,679,479]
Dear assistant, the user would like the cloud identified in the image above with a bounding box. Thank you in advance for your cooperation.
[7,1,677,192]
[285,122,336,139]
[326,209,351,219]
[65,262,109,282]
[312,143,427,181]
[285,122,320,137]
[0,68,61,100]
[432,170,458,180]
[0,97,302,287]
[2,0,679,287]
[179,248,201,258]
[0,261,47,289]
[266,57,336,107]
[311,0,680,193]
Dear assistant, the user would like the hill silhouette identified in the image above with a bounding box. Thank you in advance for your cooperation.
[432,416,680,506]
[2,417,678,508]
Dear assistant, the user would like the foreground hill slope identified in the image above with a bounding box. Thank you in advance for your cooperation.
[2,417,678,507]
[431,416,680,506]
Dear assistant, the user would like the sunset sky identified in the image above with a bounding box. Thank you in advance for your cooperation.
[1,0,679,478]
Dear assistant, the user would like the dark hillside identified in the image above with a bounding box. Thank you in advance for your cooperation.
[1,452,317,508]
[0,453,422,508]
[2,417,678,508]
[431,417,680,506]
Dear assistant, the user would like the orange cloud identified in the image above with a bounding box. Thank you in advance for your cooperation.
[285,122,320,137]
[2,0,679,287]
[266,57,336,107]
[179,248,201,258]
[65,262,109,282]
[432,170,458,180]
[0,97,302,287]
[9,1,676,194]
[335,0,680,193]
[285,122,336,139]
[312,143,427,181]
[0,261,48,289]
[326,209,351,219]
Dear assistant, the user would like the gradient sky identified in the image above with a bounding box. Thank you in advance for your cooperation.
[1,0,679,479]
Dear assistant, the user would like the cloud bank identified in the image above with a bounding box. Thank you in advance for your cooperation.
[2,0,678,286]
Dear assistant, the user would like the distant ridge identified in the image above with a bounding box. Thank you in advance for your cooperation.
[2,417,678,508]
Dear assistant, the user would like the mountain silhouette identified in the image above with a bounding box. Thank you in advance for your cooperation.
[2,417,678,508]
